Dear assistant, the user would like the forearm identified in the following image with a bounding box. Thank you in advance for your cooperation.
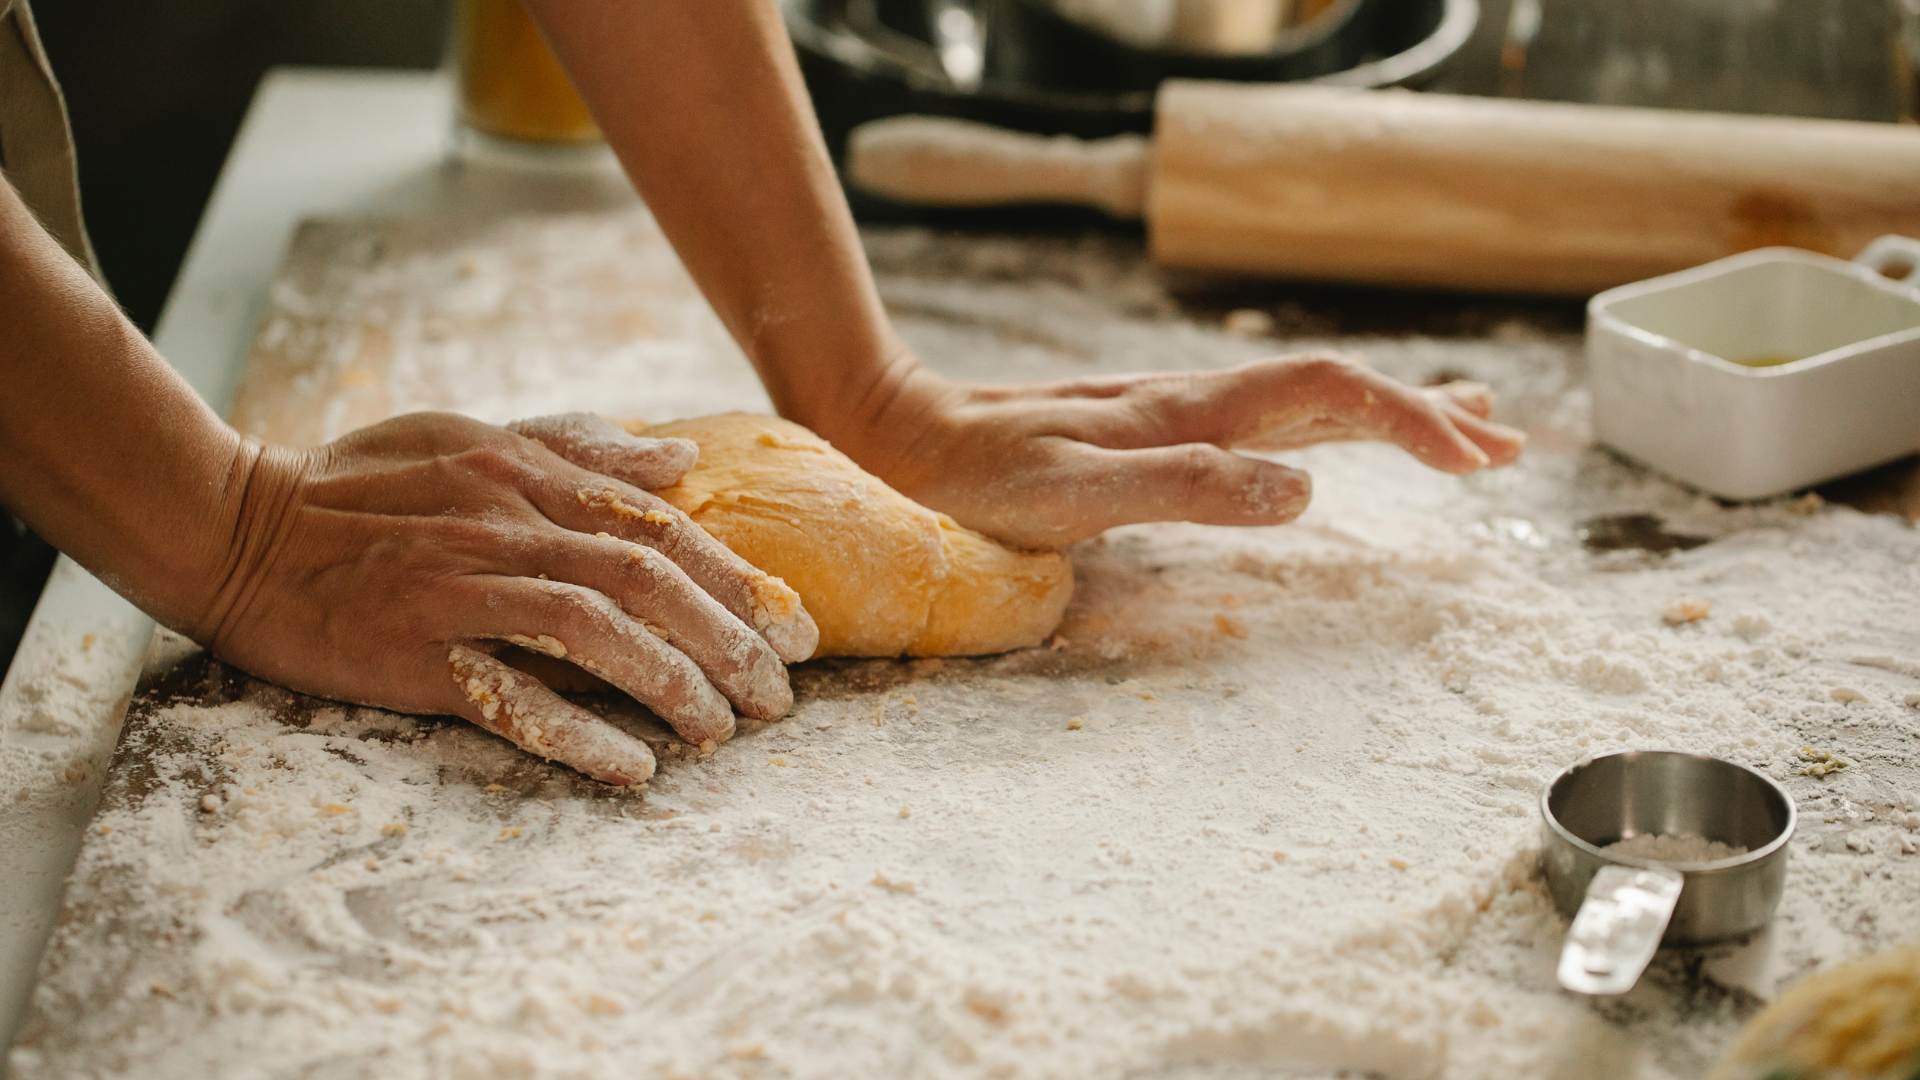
[526,0,905,430]
[0,174,248,635]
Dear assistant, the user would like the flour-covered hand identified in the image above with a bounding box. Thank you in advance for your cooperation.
[819,353,1525,550]
[188,411,817,785]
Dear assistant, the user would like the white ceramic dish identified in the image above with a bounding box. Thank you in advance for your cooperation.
[1587,236,1920,501]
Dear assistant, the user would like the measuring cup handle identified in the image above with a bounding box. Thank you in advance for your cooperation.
[1556,865,1683,995]
[1854,235,1920,286]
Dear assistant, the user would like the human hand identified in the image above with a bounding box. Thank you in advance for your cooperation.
[188,412,818,785]
[820,353,1526,550]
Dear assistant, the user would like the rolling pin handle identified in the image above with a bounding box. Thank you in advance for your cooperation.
[847,116,1150,220]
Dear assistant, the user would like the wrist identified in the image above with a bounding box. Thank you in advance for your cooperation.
[179,439,315,652]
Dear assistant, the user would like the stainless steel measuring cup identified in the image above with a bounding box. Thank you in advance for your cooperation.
[1539,750,1796,995]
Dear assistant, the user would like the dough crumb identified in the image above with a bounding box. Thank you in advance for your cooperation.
[199,794,222,815]
[1799,746,1851,778]
[1066,717,1084,731]
[898,806,911,819]
[1388,857,1410,871]
[963,989,1011,1024]
[1786,491,1825,514]
[498,826,524,840]
[1222,308,1275,337]
[1830,686,1864,704]
[1663,598,1711,625]
[871,872,916,895]
[581,993,624,1016]
[381,822,408,838]
[1905,693,1920,709]
[318,803,352,816]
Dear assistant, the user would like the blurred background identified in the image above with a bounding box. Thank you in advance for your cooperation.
[4,0,1914,669]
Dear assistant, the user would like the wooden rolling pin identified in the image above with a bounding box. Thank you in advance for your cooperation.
[848,82,1920,295]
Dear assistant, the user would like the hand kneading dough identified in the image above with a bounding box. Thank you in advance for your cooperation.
[624,414,1073,659]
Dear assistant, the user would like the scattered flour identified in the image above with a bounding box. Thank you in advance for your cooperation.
[1603,833,1749,864]
[8,217,1920,1079]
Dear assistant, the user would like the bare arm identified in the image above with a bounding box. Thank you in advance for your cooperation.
[0,174,248,633]
[523,0,900,424]
[533,1,1526,549]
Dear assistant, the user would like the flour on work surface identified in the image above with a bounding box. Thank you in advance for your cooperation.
[12,217,1920,1080]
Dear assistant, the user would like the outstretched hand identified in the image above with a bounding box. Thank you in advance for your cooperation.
[822,353,1526,550]
[192,412,818,785]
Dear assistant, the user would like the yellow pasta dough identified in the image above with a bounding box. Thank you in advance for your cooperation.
[627,414,1073,658]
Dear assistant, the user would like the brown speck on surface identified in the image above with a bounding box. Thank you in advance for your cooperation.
[1066,717,1084,731]
[581,993,624,1016]
[497,826,524,840]
[1389,857,1410,871]
[381,822,407,838]
[1663,598,1711,625]
[871,872,916,895]
[1830,687,1865,704]
[1785,491,1826,515]
[318,803,352,816]
[963,989,1011,1024]
[1214,614,1249,639]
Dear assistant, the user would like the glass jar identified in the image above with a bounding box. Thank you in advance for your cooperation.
[453,0,601,145]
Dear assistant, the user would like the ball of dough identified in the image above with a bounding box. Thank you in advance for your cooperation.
[1708,944,1920,1080]
[626,414,1074,659]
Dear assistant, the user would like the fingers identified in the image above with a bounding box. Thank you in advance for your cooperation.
[536,531,792,720]
[1348,375,1495,474]
[1430,380,1492,419]
[1052,442,1312,539]
[1122,357,1522,475]
[536,480,820,663]
[446,644,656,786]
[509,413,698,491]
[465,577,738,748]
[1433,392,1526,467]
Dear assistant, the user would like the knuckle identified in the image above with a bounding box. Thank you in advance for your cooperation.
[457,443,543,488]
[1297,353,1357,383]
[1175,443,1216,498]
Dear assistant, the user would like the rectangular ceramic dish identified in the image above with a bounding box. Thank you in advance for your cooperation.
[1587,236,1920,500]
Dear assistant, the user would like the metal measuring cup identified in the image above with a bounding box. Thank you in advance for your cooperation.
[1539,750,1796,995]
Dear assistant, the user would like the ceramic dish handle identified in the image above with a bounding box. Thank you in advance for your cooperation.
[1556,865,1684,995]
[1855,235,1920,291]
